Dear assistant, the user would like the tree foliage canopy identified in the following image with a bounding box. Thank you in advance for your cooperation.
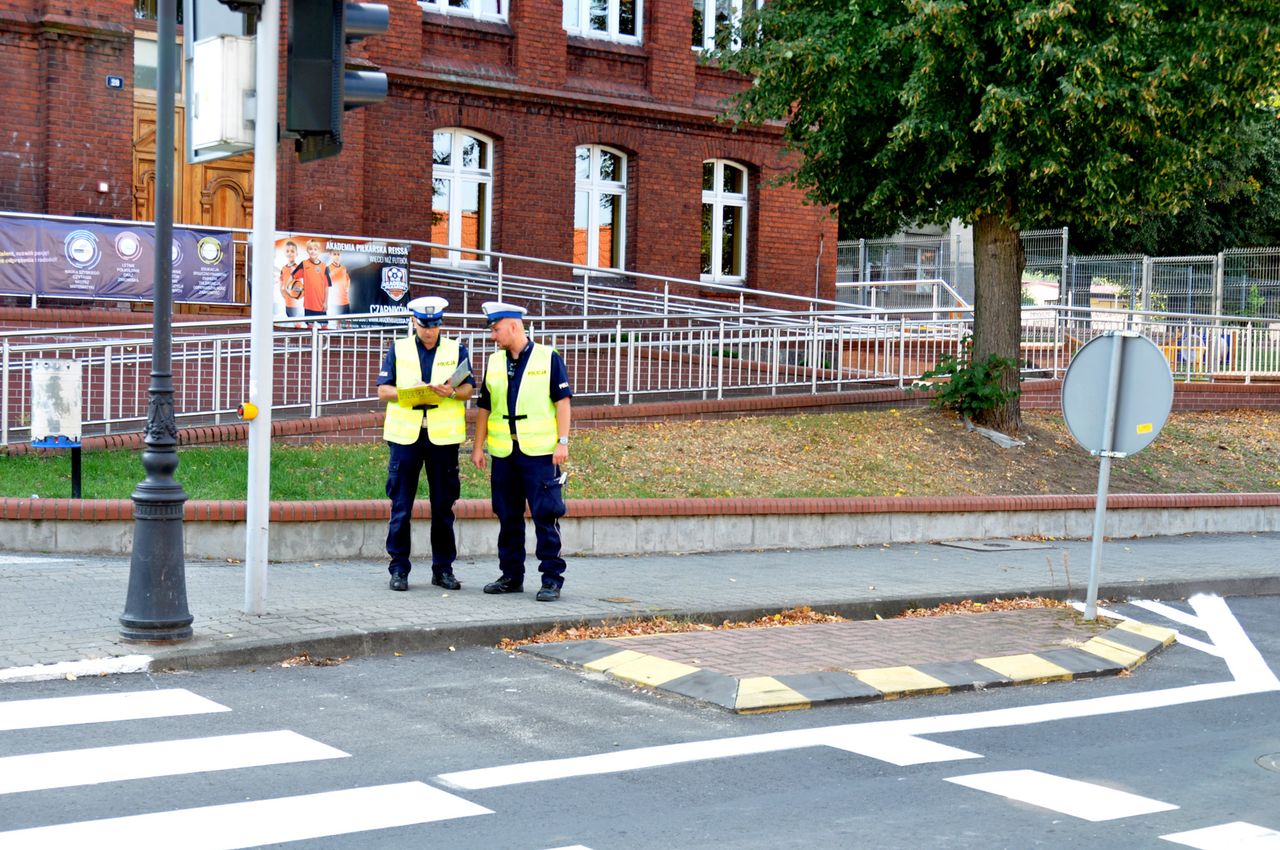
[1070,108,1280,254]
[714,0,1280,238]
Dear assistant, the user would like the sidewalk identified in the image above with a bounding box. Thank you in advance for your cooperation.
[2,531,1277,684]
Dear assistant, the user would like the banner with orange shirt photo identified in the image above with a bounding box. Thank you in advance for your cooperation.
[272,233,412,327]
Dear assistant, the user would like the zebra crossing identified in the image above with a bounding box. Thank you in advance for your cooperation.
[0,687,492,849]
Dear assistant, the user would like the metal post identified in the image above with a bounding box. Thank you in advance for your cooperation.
[716,319,725,400]
[810,315,819,393]
[612,319,622,406]
[309,322,321,418]
[1213,252,1225,318]
[121,0,193,642]
[212,338,223,424]
[1060,225,1069,298]
[1085,333,1126,621]
[496,257,504,301]
[1,338,9,446]
[103,344,114,435]
[244,0,280,616]
[582,270,591,330]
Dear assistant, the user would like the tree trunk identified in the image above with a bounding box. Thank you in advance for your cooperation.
[971,209,1025,434]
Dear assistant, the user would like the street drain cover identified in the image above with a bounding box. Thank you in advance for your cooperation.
[1257,753,1280,772]
[938,539,1053,552]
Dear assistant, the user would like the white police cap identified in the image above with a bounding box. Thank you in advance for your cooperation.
[482,301,527,325]
[407,296,448,326]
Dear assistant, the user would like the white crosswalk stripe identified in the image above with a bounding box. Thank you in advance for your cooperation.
[944,769,1179,822]
[0,688,227,731]
[1161,821,1280,849]
[0,781,491,850]
[0,688,493,846]
[0,730,347,795]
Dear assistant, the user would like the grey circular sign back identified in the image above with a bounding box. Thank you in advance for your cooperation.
[1062,333,1174,455]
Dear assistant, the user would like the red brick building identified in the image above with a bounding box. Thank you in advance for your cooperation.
[0,0,836,309]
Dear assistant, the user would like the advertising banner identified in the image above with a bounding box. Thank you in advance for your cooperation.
[273,233,412,327]
[0,215,235,304]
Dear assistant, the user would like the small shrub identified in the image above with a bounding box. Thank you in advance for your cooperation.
[911,337,1020,421]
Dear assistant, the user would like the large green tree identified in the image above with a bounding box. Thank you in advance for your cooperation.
[714,0,1279,432]
[1071,109,1280,255]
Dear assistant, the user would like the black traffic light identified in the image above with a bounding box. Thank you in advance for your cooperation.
[286,0,389,162]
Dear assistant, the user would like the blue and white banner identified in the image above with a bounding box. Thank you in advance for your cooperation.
[0,215,236,304]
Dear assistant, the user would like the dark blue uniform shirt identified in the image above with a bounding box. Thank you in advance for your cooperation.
[475,341,573,427]
[377,336,475,389]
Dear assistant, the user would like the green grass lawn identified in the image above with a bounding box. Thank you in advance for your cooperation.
[2,408,1278,500]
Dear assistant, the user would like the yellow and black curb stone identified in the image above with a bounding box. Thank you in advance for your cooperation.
[520,618,1178,714]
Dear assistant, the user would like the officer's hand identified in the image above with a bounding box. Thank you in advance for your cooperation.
[553,444,568,465]
[427,382,453,398]
[471,446,487,470]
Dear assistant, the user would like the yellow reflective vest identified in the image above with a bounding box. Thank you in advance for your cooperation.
[484,344,557,457]
[383,335,466,446]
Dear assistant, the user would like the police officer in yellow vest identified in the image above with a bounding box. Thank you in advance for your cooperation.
[376,296,475,592]
[471,302,573,601]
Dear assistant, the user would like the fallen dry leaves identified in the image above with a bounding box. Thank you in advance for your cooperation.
[896,596,1071,618]
[279,653,351,668]
[497,605,846,650]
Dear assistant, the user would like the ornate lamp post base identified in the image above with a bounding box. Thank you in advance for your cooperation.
[121,421,193,643]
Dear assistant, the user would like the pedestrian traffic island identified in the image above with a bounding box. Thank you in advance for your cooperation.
[519,610,1178,714]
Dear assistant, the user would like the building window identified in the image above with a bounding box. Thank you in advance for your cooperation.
[563,0,640,43]
[573,145,627,271]
[432,129,493,266]
[420,0,506,23]
[701,160,747,283]
[692,0,759,51]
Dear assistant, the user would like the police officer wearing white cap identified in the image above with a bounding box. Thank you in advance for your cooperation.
[471,301,573,601]
[376,296,475,592]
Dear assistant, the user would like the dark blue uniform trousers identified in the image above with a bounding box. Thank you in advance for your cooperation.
[491,445,566,588]
[386,432,461,578]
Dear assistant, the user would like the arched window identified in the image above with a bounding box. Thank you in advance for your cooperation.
[574,145,627,271]
[431,129,493,266]
[701,159,747,283]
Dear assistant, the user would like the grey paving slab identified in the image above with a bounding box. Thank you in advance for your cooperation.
[0,530,1277,677]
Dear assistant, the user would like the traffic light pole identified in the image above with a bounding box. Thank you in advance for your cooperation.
[120,0,194,642]
[244,0,280,615]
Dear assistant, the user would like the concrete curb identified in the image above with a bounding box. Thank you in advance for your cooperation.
[522,617,1179,714]
[115,575,1280,678]
[3,495,1279,559]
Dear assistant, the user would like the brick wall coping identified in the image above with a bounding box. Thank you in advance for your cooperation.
[4,492,1277,523]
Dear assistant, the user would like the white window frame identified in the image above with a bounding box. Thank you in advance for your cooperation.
[574,145,628,272]
[420,0,507,24]
[692,0,760,52]
[563,0,642,44]
[701,159,748,284]
[431,128,494,268]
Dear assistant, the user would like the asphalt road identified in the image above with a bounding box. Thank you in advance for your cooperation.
[1,595,1278,849]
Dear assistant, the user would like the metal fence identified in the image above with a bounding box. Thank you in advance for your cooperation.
[839,231,1280,320]
[8,301,1280,446]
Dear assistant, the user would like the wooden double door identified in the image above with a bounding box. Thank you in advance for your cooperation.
[133,92,255,310]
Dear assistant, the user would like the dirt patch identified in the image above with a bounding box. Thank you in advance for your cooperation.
[566,407,1280,498]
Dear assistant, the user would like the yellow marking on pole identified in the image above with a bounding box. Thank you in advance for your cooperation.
[975,654,1073,683]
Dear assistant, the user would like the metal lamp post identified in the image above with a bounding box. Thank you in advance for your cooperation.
[120,0,193,642]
